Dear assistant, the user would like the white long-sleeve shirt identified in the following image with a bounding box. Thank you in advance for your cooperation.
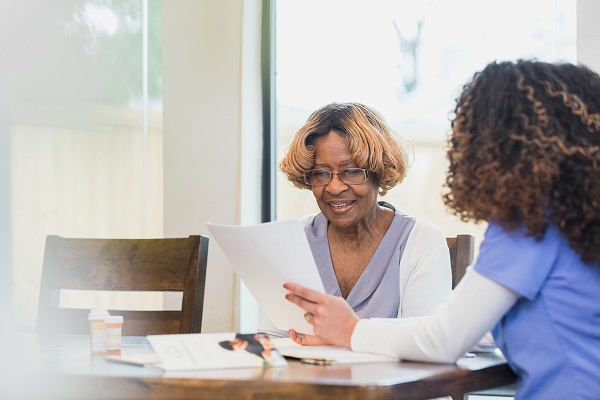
[351,268,519,363]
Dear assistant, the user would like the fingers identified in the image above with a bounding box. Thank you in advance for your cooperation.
[285,292,316,314]
[289,329,311,345]
[289,329,324,346]
[284,283,330,316]
[283,283,321,303]
[289,329,303,344]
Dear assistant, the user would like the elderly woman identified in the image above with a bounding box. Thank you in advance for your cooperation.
[259,102,451,338]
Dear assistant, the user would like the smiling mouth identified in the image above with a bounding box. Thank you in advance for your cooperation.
[327,201,355,210]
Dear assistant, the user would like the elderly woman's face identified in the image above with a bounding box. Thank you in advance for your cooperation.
[311,131,379,229]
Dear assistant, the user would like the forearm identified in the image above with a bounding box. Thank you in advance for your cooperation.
[352,269,519,363]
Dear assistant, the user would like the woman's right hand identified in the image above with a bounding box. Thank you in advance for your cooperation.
[284,282,359,349]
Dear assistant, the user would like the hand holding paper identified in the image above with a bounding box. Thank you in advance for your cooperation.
[206,219,325,334]
[284,282,359,349]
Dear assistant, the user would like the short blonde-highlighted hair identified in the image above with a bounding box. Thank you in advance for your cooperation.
[279,102,411,196]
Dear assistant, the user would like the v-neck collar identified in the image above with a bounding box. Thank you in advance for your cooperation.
[308,202,408,308]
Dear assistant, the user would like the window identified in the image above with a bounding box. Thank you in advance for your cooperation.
[274,0,576,245]
[4,0,163,326]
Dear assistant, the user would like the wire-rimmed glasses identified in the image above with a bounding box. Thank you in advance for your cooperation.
[301,168,370,187]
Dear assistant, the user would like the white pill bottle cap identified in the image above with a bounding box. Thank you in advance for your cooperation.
[88,308,110,320]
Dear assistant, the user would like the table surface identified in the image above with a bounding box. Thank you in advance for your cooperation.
[5,333,517,400]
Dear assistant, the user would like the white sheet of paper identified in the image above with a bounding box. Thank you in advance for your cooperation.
[206,219,325,334]
[270,338,399,365]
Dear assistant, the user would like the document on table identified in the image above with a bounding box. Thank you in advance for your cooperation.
[147,333,287,372]
[271,338,399,365]
[206,219,325,335]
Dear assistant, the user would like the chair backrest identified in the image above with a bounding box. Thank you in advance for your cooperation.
[446,235,475,289]
[36,235,209,336]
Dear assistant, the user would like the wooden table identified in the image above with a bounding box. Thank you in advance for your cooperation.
[5,333,517,400]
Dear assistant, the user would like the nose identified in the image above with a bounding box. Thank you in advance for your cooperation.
[324,172,348,194]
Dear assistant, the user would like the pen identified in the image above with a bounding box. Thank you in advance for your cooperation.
[300,358,333,366]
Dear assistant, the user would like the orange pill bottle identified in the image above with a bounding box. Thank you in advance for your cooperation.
[106,315,124,356]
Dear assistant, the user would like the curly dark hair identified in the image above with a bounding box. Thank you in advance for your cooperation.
[444,60,600,264]
[279,102,411,196]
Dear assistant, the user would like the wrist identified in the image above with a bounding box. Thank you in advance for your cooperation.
[345,317,359,349]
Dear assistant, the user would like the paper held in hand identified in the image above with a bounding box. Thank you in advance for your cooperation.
[206,219,325,335]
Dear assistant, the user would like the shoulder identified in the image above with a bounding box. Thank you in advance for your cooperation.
[381,201,443,236]
[389,208,445,243]
[409,217,446,241]
[381,201,446,243]
[402,215,449,263]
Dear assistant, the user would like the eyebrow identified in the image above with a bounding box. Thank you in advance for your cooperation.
[313,160,356,169]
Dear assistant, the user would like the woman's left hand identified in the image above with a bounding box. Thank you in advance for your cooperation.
[284,282,359,349]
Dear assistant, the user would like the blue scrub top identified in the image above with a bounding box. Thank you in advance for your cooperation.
[474,222,600,400]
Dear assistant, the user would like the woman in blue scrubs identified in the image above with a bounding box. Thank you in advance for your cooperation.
[284,60,600,400]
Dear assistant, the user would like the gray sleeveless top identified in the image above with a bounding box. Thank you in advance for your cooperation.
[306,202,415,318]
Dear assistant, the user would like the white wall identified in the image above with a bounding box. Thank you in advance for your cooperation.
[577,0,600,71]
[162,0,262,333]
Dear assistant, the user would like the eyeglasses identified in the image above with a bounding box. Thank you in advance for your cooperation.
[301,168,370,187]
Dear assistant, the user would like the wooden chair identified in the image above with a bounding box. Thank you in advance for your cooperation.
[446,234,475,289]
[36,235,209,336]
[447,234,476,400]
